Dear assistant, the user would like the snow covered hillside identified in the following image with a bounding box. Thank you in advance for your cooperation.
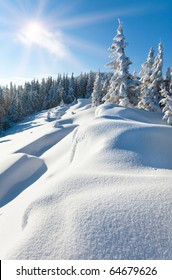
[0,99,172,259]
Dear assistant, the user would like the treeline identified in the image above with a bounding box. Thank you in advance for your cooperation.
[0,72,111,133]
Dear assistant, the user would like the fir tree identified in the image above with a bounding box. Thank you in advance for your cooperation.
[86,71,95,98]
[91,72,103,107]
[138,43,164,112]
[149,42,164,111]
[165,67,172,93]
[139,47,155,83]
[8,92,19,123]
[160,85,172,125]
[138,47,156,110]
[103,19,139,107]
[40,78,48,110]
[66,73,75,104]
[0,91,5,132]
[57,79,65,105]
[76,72,87,98]
[102,79,109,99]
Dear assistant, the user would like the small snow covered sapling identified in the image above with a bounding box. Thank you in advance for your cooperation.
[53,112,61,127]
[57,112,61,119]
[47,110,51,120]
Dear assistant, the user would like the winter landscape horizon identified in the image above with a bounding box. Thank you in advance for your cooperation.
[0,0,172,260]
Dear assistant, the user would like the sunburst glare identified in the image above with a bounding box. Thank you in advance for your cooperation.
[17,19,69,60]
[0,0,168,85]
[24,21,44,43]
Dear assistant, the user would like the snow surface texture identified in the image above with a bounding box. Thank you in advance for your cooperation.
[0,99,172,260]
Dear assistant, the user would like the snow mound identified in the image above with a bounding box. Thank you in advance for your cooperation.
[70,116,172,170]
[0,100,172,260]
[0,153,47,207]
[95,103,164,124]
[70,98,91,111]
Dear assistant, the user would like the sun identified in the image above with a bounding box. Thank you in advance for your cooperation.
[24,21,45,43]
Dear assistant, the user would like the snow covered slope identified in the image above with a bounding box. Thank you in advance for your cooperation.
[0,99,172,259]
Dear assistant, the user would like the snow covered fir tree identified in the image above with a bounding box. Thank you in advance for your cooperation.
[149,42,164,111]
[0,19,172,133]
[160,83,172,124]
[138,47,155,111]
[91,71,104,107]
[102,18,140,107]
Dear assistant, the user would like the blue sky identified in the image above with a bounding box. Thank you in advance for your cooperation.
[0,0,171,85]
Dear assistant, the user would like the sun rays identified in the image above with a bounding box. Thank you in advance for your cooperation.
[24,21,45,43]
[0,0,166,85]
[17,20,69,59]
[5,0,109,79]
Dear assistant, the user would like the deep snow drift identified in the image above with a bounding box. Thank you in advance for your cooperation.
[0,99,172,259]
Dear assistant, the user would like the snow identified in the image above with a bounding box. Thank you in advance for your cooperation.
[0,99,172,259]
